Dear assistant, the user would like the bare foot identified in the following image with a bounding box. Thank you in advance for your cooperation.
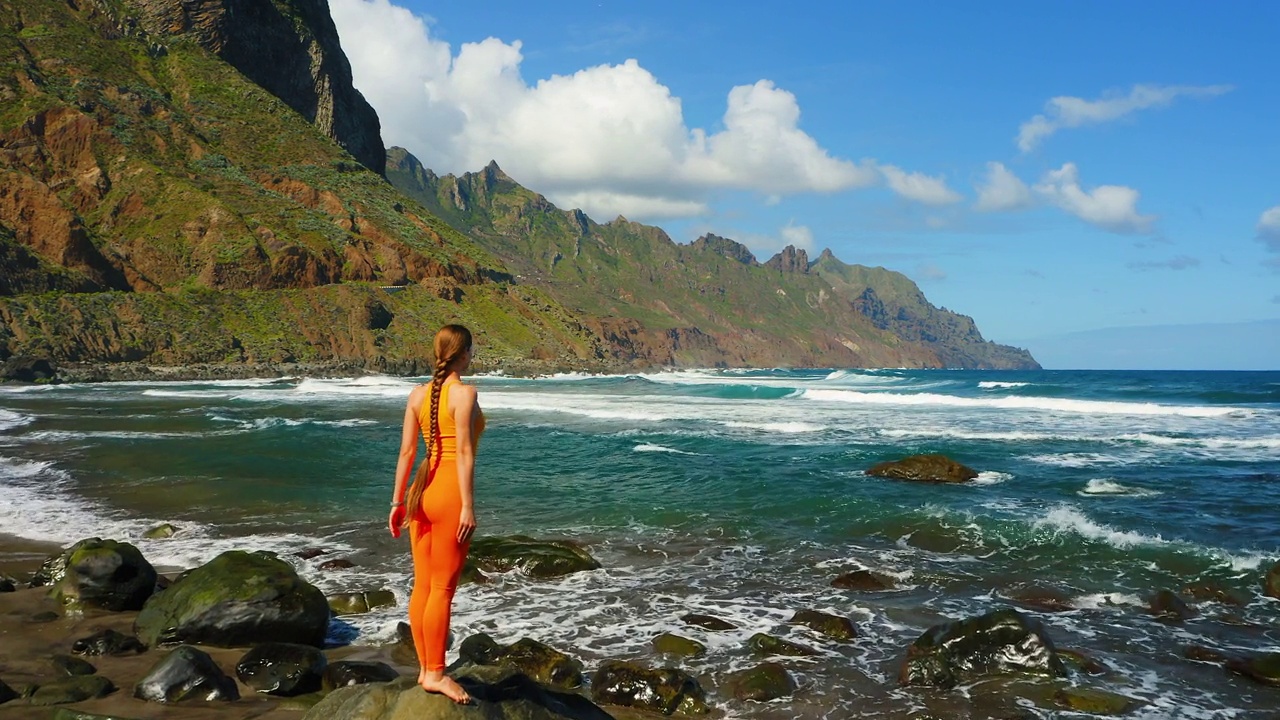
[420,673,471,704]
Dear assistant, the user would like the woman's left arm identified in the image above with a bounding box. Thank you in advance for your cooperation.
[452,383,479,543]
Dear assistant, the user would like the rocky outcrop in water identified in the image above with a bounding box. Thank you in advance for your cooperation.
[590,661,710,715]
[236,642,327,696]
[454,634,583,690]
[134,550,328,647]
[867,454,979,483]
[899,608,1067,687]
[467,536,602,580]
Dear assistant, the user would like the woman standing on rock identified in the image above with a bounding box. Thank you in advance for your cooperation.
[388,324,483,704]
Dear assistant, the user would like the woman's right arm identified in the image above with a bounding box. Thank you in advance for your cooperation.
[388,386,424,537]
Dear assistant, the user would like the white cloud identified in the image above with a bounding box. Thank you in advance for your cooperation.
[974,161,1032,212]
[1017,84,1233,152]
[916,263,947,282]
[879,165,962,205]
[1033,163,1155,234]
[1258,205,1280,250]
[331,0,881,220]
[779,222,815,251]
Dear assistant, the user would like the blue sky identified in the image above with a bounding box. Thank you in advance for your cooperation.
[330,1,1279,369]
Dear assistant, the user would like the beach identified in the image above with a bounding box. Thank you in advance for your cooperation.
[1,369,1279,718]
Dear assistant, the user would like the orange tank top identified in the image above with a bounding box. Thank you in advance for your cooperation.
[418,379,485,461]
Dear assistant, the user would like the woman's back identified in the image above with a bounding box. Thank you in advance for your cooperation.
[419,380,485,461]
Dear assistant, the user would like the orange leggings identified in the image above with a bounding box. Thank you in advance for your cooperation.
[408,459,471,672]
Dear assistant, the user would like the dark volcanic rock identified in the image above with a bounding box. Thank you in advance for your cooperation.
[131,0,386,175]
[47,538,157,612]
[307,668,615,720]
[1226,652,1280,686]
[1054,687,1137,715]
[72,628,147,656]
[0,678,16,704]
[236,642,327,696]
[724,662,796,702]
[1,356,57,382]
[867,454,978,483]
[747,632,820,657]
[1148,589,1196,623]
[0,575,15,592]
[1058,648,1108,675]
[899,607,1067,688]
[29,675,115,705]
[1184,645,1230,664]
[790,609,857,640]
[455,634,582,690]
[142,523,178,539]
[318,558,356,571]
[134,550,328,647]
[1266,562,1280,599]
[831,569,894,591]
[1006,584,1076,612]
[468,535,601,580]
[322,661,400,692]
[134,645,239,703]
[50,654,97,677]
[681,613,736,631]
[590,661,709,716]
[1182,583,1245,605]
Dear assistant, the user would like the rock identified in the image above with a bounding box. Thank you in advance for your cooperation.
[295,548,329,560]
[28,610,60,623]
[1005,584,1075,612]
[47,538,158,612]
[747,633,819,657]
[134,550,329,647]
[306,668,615,720]
[790,609,856,641]
[867,454,979,483]
[652,633,706,658]
[29,675,115,705]
[389,622,417,666]
[724,662,796,702]
[49,711,142,720]
[1184,645,1229,664]
[468,535,601,580]
[590,661,709,715]
[30,550,69,587]
[50,654,97,676]
[681,613,736,631]
[72,629,147,656]
[0,678,16,704]
[831,570,894,591]
[328,589,397,615]
[1226,652,1280,686]
[1265,562,1280,599]
[1148,589,1195,623]
[322,661,400,691]
[1058,649,1108,675]
[319,558,356,571]
[236,642,327,696]
[899,608,1067,688]
[134,645,239,702]
[142,524,178,539]
[455,634,583,690]
[1,356,57,382]
[1182,583,1245,605]
[1054,687,1136,714]
[0,575,16,592]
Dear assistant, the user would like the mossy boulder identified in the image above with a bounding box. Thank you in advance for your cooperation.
[142,524,179,539]
[134,550,328,647]
[322,661,400,691]
[831,570,894,591]
[50,654,97,676]
[1148,589,1195,623]
[305,668,615,720]
[29,675,116,705]
[723,662,796,702]
[134,645,239,703]
[1058,649,1108,675]
[1264,561,1280,599]
[327,589,397,615]
[747,633,819,658]
[1226,652,1280,686]
[236,642,327,696]
[455,634,583,690]
[1054,687,1137,714]
[867,454,978,483]
[46,538,157,612]
[467,536,601,580]
[790,609,856,641]
[899,608,1066,688]
[591,661,709,715]
[680,613,735,631]
[652,633,705,658]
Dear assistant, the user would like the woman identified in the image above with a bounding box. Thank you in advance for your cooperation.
[388,324,483,704]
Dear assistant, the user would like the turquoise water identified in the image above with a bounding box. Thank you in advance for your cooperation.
[2,369,1279,718]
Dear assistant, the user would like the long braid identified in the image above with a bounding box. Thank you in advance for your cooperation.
[402,342,464,525]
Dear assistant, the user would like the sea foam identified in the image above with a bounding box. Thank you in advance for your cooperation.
[802,389,1245,418]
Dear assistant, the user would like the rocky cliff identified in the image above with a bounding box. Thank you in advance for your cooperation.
[387,148,1040,369]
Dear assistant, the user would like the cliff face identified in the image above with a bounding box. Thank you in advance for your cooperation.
[388,147,1041,370]
[129,0,385,175]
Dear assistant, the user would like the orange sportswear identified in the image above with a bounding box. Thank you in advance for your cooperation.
[408,379,485,672]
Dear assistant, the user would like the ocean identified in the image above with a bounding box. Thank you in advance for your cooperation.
[1,369,1278,718]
